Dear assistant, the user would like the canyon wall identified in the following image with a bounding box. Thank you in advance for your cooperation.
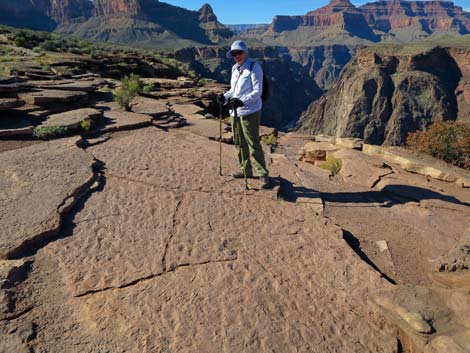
[296,43,470,145]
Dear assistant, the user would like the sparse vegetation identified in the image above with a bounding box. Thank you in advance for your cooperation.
[33,125,69,140]
[406,121,470,169]
[114,74,143,111]
[261,133,277,146]
[79,119,92,132]
[320,155,342,175]
[143,84,157,93]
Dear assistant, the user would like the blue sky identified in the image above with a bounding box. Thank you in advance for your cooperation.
[164,0,470,24]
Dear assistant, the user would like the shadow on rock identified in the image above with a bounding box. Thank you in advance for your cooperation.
[323,184,469,208]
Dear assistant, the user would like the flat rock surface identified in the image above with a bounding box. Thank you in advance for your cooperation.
[0,137,96,259]
[41,108,102,128]
[19,90,88,105]
[90,103,152,133]
[23,128,397,352]
[172,103,205,116]
[0,98,25,110]
[29,80,102,92]
[131,96,170,118]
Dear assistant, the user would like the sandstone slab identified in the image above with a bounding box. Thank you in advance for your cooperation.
[363,144,470,187]
[29,80,102,92]
[45,128,396,352]
[141,78,194,89]
[172,103,205,116]
[0,98,25,111]
[0,137,96,259]
[20,90,88,106]
[131,96,170,118]
[41,108,102,129]
[333,148,393,188]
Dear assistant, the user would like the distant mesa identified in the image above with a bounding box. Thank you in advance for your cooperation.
[261,0,470,44]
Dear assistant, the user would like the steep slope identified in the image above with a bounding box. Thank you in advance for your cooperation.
[57,1,233,47]
[0,0,92,31]
[296,38,470,145]
[0,0,233,47]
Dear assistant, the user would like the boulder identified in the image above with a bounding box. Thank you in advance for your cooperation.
[335,137,363,150]
[19,89,88,106]
[41,108,102,129]
[0,137,96,259]
[369,285,470,353]
[299,141,340,164]
[432,230,470,290]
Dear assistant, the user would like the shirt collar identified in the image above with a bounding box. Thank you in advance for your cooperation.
[235,57,252,71]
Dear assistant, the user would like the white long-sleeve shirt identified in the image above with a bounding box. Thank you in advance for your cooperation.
[224,57,263,117]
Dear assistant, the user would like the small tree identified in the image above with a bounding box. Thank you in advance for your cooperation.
[406,121,470,169]
[114,74,142,111]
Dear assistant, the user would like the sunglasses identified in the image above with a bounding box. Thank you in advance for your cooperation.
[231,50,244,57]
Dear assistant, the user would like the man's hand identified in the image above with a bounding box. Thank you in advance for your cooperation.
[216,93,225,104]
[228,98,244,108]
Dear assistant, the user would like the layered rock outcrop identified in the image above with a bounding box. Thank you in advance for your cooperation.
[268,0,378,42]
[253,0,470,46]
[360,0,470,36]
[0,0,232,46]
[296,43,470,145]
[0,0,92,31]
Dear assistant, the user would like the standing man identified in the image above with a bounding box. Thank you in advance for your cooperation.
[217,40,270,189]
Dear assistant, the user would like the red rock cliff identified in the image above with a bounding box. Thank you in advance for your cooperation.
[360,1,470,34]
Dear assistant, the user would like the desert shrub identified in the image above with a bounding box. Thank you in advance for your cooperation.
[13,35,28,48]
[261,133,277,146]
[39,40,59,52]
[79,119,92,131]
[114,74,142,111]
[33,125,68,140]
[320,155,342,175]
[143,84,156,93]
[406,121,470,169]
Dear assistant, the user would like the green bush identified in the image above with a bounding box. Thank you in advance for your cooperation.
[39,40,59,52]
[114,74,142,111]
[143,84,156,93]
[407,121,470,169]
[33,125,69,140]
[320,156,342,175]
[261,133,277,146]
[79,119,92,131]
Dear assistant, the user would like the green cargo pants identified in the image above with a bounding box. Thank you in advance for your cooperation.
[231,110,269,177]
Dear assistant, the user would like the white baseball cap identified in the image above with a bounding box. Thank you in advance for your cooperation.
[226,40,249,59]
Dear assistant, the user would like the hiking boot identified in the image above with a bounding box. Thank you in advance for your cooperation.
[259,176,270,189]
[232,171,253,179]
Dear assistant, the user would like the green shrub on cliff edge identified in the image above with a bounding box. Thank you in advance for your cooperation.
[33,125,68,140]
[406,121,470,170]
[320,156,342,175]
[114,74,142,111]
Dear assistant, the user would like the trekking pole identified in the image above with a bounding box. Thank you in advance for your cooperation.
[231,102,249,190]
[218,101,223,176]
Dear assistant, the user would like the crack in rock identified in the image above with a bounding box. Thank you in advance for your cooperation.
[75,257,238,299]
